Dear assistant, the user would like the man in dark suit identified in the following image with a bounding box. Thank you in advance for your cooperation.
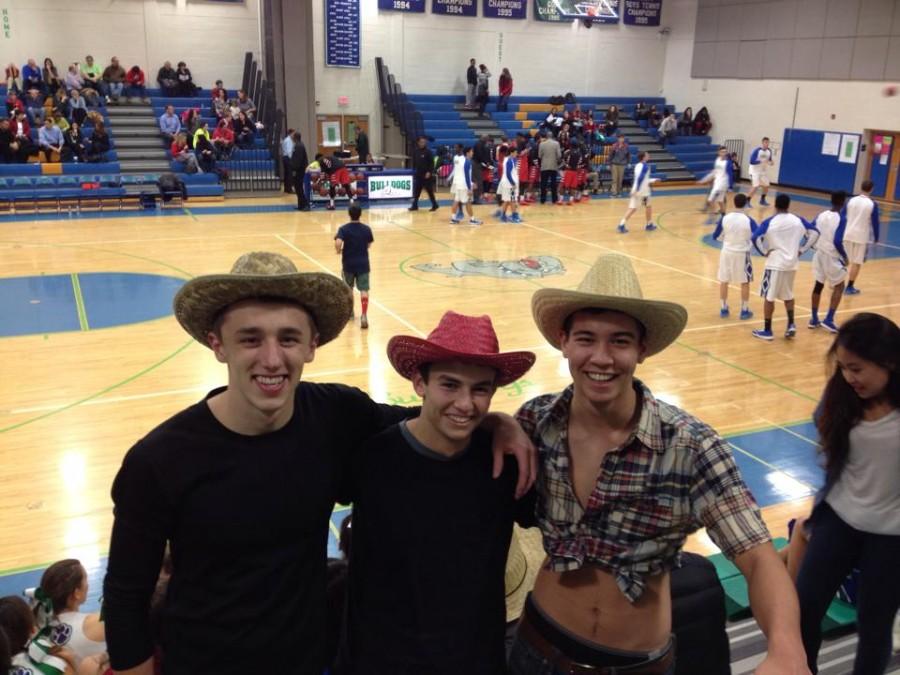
[291,132,309,211]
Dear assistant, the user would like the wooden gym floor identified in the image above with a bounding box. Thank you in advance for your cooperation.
[0,187,897,599]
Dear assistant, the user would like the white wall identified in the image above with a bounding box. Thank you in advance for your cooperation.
[661,0,900,183]
[312,1,676,152]
[2,0,261,92]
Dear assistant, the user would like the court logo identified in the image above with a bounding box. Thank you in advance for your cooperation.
[412,255,565,279]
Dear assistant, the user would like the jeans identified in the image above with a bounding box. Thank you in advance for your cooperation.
[466,83,475,107]
[412,175,437,208]
[108,82,124,98]
[498,93,510,112]
[796,502,900,675]
[539,170,558,203]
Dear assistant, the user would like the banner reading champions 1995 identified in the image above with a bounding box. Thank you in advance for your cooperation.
[533,0,620,24]
[432,0,477,16]
[483,0,527,19]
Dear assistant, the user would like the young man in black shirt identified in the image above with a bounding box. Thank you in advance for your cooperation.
[409,136,439,212]
[342,312,537,674]
[103,254,535,675]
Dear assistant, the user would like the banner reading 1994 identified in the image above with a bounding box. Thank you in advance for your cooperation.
[432,0,477,16]
[378,0,426,11]
[483,0,527,19]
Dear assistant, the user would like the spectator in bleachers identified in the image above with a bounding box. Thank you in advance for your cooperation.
[170,133,200,173]
[5,62,21,93]
[233,110,255,149]
[212,88,230,121]
[693,106,711,135]
[22,58,44,94]
[0,118,26,163]
[11,112,37,161]
[211,79,227,101]
[498,68,513,112]
[192,120,211,152]
[52,109,70,134]
[648,104,661,129]
[609,136,629,196]
[24,88,47,125]
[38,116,64,162]
[159,104,181,144]
[476,64,491,118]
[102,57,126,102]
[69,89,88,126]
[80,56,103,96]
[126,65,147,100]
[64,64,83,93]
[181,108,201,145]
[43,58,62,95]
[658,109,677,146]
[236,90,256,119]
[175,61,198,96]
[38,559,107,669]
[465,58,478,108]
[281,128,294,193]
[52,88,69,118]
[603,105,619,137]
[194,130,218,175]
[156,61,178,97]
[5,89,24,117]
[678,106,693,135]
[85,123,110,163]
[212,118,234,160]
[634,100,649,121]
[62,121,86,162]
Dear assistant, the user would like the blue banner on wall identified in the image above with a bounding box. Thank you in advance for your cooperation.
[622,0,661,25]
[483,0,527,18]
[378,0,426,11]
[325,0,361,68]
[432,0,478,16]
[534,0,618,23]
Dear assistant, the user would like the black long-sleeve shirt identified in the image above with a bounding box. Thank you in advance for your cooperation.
[411,146,434,177]
[104,383,411,675]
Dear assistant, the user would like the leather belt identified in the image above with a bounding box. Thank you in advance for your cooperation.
[517,612,675,675]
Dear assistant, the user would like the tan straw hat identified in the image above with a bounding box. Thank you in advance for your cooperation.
[532,254,687,356]
[505,526,545,622]
[173,251,352,347]
[387,311,535,387]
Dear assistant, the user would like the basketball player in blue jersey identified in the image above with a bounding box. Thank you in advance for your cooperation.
[448,146,482,226]
[746,137,774,207]
[497,145,522,223]
[713,193,758,319]
[617,151,657,233]
[698,146,734,224]
[808,191,849,332]
[751,194,820,341]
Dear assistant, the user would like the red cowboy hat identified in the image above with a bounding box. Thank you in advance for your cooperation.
[387,311,535,387]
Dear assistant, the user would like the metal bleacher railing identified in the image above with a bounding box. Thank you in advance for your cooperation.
[229,52,281,193]
[375,57,423,161]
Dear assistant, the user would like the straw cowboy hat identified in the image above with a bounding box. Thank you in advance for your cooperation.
[387,311,535,387]
[532,254,688,356]
[505,526,545,623]
[173,251,352,346]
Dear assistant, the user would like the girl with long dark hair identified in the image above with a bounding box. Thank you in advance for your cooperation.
[796,312,900,674]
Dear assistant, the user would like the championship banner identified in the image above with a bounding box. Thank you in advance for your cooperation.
[377,0,427,11]
[483,0,527,19]
[325,0,361,68]
[622,0,661,25]
[534,0,619,23]
[432,0,478,16]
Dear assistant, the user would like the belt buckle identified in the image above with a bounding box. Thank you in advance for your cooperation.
[569,663,607,675]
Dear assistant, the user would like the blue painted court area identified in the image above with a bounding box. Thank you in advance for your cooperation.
[0,421,823,610]
[0,272,186,337]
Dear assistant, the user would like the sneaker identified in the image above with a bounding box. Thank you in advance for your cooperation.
[705,215,717,225]
[493,209,503,219]
[752,329,774,341]
[326,204,335,211]
[746,200,753,207]
[845,286,860,295]
[468,218,482,226]
[760,197,769,206]
[360,315,368,329]
[785,324,797,338]
[450,217,461,224]
[510,214,522,223]
[429,205,439,212]
[500,215,509,223]
[617,224,628,234]
[808,318,820,329]
[739,308,754,320]
[645,222,657,231]
[821,319,839,333]
[720,307,730,318]
[408,205,419,211]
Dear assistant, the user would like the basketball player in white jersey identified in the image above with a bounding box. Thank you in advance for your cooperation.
[497,145,522,223]
[746,137,774,207]
[842,179,880,295]
[808,190,849,332]
[449,146,482,226]
[617,150,657,233]
[751,193,819,341]
[713,193,757,320]
[698,146,734,224]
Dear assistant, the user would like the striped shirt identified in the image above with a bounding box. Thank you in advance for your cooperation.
[515,381,770,603]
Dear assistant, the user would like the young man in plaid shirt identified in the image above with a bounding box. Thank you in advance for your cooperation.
[508,254,811,675]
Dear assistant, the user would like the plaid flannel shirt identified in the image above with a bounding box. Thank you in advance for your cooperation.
[515,380,771,603]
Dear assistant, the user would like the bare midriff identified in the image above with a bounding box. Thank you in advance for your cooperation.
[532,562,671,652]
